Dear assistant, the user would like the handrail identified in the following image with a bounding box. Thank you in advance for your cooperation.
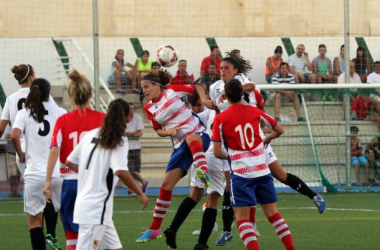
[255,83,380,90]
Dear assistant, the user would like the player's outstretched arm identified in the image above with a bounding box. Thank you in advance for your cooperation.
[263,124,284,148]
[156,128,178,137]
[44,147,60,201]
[195,85,215,110]
[116,170,149,210]
[213,141,228,160]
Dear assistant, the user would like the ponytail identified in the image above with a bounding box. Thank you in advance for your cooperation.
[98,99,130,149]
[223,51,253,75]
[25,78,50,123]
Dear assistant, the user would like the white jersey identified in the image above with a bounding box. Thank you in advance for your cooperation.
[68,128,129,226]
[13,101,66,177]
[209,73,255,112]
[145,85,205,149]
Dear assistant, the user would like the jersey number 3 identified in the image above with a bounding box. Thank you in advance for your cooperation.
[235,123,254,150]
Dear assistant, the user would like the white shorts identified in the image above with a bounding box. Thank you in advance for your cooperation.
[16,154,26,177]
[265,144,277,165]
[24,175,62,216]
[190,164,226,196]
[77,223,122,250]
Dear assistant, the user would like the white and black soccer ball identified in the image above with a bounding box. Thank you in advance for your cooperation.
[156,45,178,68]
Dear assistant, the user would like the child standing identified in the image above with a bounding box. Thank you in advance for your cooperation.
[350,126,370,186]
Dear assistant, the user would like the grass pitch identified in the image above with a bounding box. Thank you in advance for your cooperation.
[0,193,379,250]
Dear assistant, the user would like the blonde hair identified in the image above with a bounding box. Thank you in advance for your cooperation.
[67,70,92,106]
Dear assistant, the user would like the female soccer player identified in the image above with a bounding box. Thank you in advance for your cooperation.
[43,70,105,250]
[212,78,295,250]
[65,98,148,250]
[11,78,67,250]
[135,70,210,243]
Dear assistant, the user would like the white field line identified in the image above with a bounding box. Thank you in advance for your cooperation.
[0,207,379,217]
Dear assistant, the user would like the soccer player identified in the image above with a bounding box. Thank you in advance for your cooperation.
[0,64,62,249]
[11,78,67,250]
[65,98,148,250]
[43,70,105,250]
[212,78,295,250]
[136,70,210,243]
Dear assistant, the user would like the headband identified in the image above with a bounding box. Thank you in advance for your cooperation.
[143,79,161,85]
[20,65,30,83]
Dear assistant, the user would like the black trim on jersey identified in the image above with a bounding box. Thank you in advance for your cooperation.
[85,137,99,170]
[100,168,113,225]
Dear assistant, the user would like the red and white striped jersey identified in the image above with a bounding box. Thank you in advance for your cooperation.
[50,108,105,180]
[211,103,277,178]
[144,85,205,149]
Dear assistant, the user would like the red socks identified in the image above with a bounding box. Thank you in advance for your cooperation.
[189,140,208,173]
[65,230,78,250]
[237,219,260,250]
[149,188,172,230]
[268,212,295,250]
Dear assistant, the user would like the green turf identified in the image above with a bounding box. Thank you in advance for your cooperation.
[0,193,379,250]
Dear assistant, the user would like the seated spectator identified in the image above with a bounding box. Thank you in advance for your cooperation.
[107,49,134,94]
[288,44,312,84]
[271,62,305,122]
[353,46,371,83]
[365,136,380,181]
[350,94,379,123]
[133,50,152,93]
[367,61,380,110]
[200,46,221,77]
[171,60,194,85]
[201,62,220,93]
[338,61,362,102]
[151,61,162,75]
[333,44,346,76]
[265,46,283,83]
[310,44,335,101]
[350,126,370,186]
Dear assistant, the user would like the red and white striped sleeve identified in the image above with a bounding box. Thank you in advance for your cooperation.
[166,84,195,98]
[253,90,265,110]
[144,104,161,130]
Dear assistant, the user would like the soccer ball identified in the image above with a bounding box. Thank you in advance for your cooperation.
[156,45,178,67]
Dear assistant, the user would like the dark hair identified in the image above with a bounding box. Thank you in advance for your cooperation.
[356,46,366,58]
[188,91,200,106]
[25,78,50,123]
[319,44,326,50]
[67,70,92,106]
[350,126,359,132]
[274,46,283,54]
[280,62,289,69]
[178,59,187,64]
[99,99,129,149]
[141,50,150,57]
[374,61,380,66]
[225,79,243,104]
[151,62,161,68]
[208,62,217,68]
[11,64,34,84]
[129,103,135,108]
[115,49,124,66]
[340,44,345,51]
[223,51,252,75]
[230,49,240,56]
[210,46,219,52]
[142,70,171,87]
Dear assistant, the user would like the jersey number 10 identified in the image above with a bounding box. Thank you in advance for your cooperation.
[235,123,255,150]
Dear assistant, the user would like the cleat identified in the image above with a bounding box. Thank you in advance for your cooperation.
[215,231,233,246]
[195,168,210,188]
[192,223,218,236]
[142,180,149,193]
[194,242,209,250]
[252,223,260,237]
[45,234,61,250]
[313,194,327,214]
[136,229,162,243]
[164,227,177,249]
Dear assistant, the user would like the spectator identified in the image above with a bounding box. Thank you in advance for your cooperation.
[310,44,335,101]
[367,61,380,108]
[201,62,220,92]
[200,46,221,77]
[133,50,152,93]
[353,46,371,83]
[151,61,162,75]
[338,61,362,84]
[333,45,345,76]
[288,44,312,84]
[271,62,305,122]
[125,103,148,193]
[171,59,194,85]
[107,49,134,94]
[350,126,370,186]
[365,136,380,181]
[265,46,283,83]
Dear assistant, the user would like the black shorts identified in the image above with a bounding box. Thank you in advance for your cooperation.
[128,149,141,172]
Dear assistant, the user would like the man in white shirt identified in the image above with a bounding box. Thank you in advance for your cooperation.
[288,44,312,84]
[338,61,362,84]
[367,61,380,111]
[125,103,148,192]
